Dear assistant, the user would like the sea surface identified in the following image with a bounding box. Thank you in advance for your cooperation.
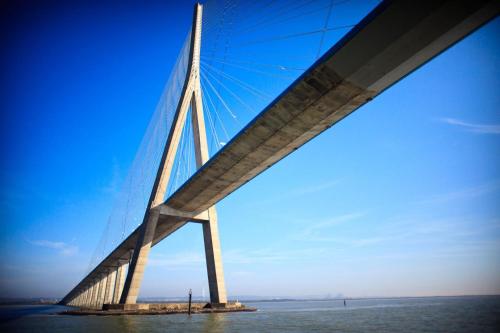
[1,296,499,332]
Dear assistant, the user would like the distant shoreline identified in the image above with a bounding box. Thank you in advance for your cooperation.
[1,294,499,306]
[242,294,500,303]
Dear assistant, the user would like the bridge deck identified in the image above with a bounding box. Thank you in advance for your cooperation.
[164,0,498,214]
[62,0,499,303]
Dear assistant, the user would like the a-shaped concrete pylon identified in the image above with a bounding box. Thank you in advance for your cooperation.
[119,3,227,305]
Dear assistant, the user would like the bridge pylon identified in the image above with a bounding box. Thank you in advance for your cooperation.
[119,3,227,305]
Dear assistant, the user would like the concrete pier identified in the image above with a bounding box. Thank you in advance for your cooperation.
[89,281,98,308]
[120,209,160,304]
[103,269,115,304]
[83,287,90,307]
[94,277,103,308]
[100,274,108,306]
[202,209,227,304]
[113,262,127,304]
[62,302,255,316]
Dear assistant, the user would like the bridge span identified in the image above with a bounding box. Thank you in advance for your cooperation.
[61,0,499,308]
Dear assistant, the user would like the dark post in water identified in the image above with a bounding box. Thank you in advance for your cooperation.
[188,289,192,315]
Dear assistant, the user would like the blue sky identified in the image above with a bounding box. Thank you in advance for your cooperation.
[1,1,499,299]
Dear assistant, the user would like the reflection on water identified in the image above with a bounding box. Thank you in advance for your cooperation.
[0,305,71,323]
[202,312,227,333]
[116,314,139,333]
[1,296,500,333]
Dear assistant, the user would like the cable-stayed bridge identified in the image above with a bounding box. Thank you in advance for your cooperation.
[60,0,499,308]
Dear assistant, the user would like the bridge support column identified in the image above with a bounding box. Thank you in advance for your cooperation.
[82,287,89,307]
[81,288,86,307]
[112,261,127,303]
[86,285,92,307]
[120,209,160,304]
[189,41,228,304]
[97,274,107,308]
[93,277,102,308]
[103,269,115,304]
[90,279,98,308]
[89,280,98,308]
[203,208,227,304]
[87,285,93,307]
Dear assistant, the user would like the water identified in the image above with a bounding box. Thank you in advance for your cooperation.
[1,296,499,332]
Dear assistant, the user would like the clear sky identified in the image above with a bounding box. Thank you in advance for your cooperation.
[1,0,499,299]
